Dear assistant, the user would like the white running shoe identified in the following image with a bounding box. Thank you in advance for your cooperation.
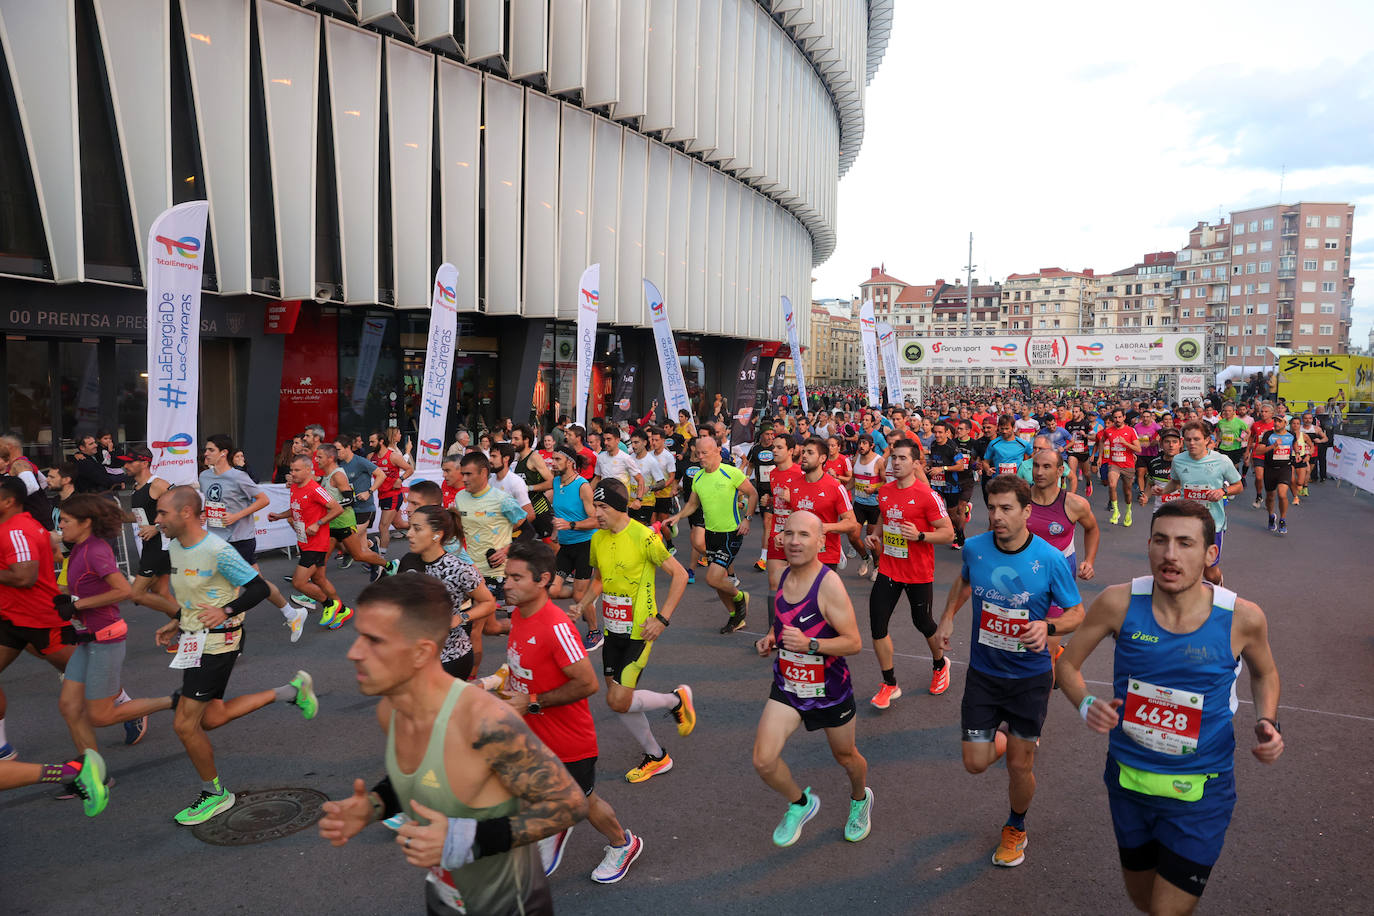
[286,606,309,643]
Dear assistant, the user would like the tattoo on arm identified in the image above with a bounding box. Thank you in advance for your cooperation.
[474,711,587,846]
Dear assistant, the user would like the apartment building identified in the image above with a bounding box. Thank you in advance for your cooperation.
[1172,220,1232,373]
[804,300,863,388]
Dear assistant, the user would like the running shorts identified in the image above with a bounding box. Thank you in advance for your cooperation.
[853,503,879,526]
[230,539,257,566]
[64,640,126,698]
[563,756,597,796]
[602,632,653,689]
[1108,757,1236,888]
[297,550,328,568]
[704,529,744,569]
[137,540,171,578]
[961,667,1053,743]
[0,617,67,656]
[330,526,357,541]
[868,576,934,640]
[1263,466,1293,492]
[554,540,592,580]
[768,684,857,732]
[180,650,239,702]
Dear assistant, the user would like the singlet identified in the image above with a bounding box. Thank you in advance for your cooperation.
[852,454,881,506]
[551,474,593,545]
[385,679,544,916]
[1168,451,1241,532]
[1065,419,1094,454]
[925,441,963,493]
[167,531,258,654]
[771,567,852,711]
[320,468,357,529]
[1145,455,1177,507]
[515,450,551,516]
[692,463,748,533]
[1109,577,1241,776]
[375,447,403,496]
[748,443,777,488]
[131,478,170,558]
[1027,489,1075,559]
[1248,420,1274,456]
[589,520,669,639]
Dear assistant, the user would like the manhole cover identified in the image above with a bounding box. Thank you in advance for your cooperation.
[191,787,328,846]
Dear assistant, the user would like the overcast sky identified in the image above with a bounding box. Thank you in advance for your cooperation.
[813,0,1374,350]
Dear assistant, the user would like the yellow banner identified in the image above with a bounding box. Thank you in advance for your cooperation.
[1277,355,1373,405]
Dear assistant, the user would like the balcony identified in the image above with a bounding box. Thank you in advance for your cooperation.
[1275,334,1293,346]
[1276,288,1294,302]
[1277,268,1296,280]
[1281,223,1298,238]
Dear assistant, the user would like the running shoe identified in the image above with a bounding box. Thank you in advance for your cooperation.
[992,824,1028,867]
[287,606,309,643]
[868,565,879,584]
[1267,513,1277,532]
[290,670,319,720]
[478,663,510,692]
[539,827,572,876]
[1278,519,1288,536]
[844,545,858,559]
[929,659,951,695]
[1122,505,1132,528]
[625,752,674,783]
[1108,504,1120,525]
[844,787,874,843]
[686,571,695,585]
[366,534,381,554]
[338,553,354,570]
[1253,496,1263,508]
[382,813,412,831]
[772,788,819,847]
[368,561,385,583]
[54,772,114,800]
[583,627,604,652]
[174,788,236,825]
[292,593,318,609]
[837,550,848,570]
[327,605,354,630]
[696,557,708,568]
[0,742,15,760]
[591,830,644,884]
[951,541,963,551]
[671,685,696,736]
[857,559,870,578]
[282,573,295,584]
[870,683,902,709]
[318,601,338,627]
[728,574,741,591]
[384,559,400,576]
[719,611,747,634]
[754,558,767,572]
[74,749,110,817]
[124,714,149,746]
[1291,495,1300,506]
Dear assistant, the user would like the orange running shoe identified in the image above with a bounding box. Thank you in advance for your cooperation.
[929,659,951,695]
[992,824,1027,867]
[870,683,902,709]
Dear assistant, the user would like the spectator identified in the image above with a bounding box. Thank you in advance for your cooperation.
[71,435,116,493]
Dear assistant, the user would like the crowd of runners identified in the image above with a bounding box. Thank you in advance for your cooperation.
[0,384,1320,915]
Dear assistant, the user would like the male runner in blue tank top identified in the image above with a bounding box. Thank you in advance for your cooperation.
[1056,500,1283,915]
[934,474,1085,868]
[752,510,872,848]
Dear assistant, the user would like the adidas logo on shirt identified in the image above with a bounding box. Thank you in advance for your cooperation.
[421,769,441,789]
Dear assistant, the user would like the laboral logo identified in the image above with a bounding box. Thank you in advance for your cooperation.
[903,342,924,363]
[1176,338,1200,361]
[152,432,194,455]
[154,235,200,258]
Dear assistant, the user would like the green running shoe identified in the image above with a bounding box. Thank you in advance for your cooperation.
[290,670,318,720]
[318,599,338,627]
[174,788,236,825]
[75,749,110,818]
[844,787,873,842]
[772,787,819,847]
[327,605,354,630]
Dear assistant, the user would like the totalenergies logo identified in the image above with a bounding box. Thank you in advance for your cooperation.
[1076,342,1104,355]
[154,235,200,258]
[435,282,456,305]
[860,316,875,330]
[420,438,442,457]
[1363,450,1373,468]
[581,288,600,313]
[151,432,194,455]
[991,344,1018,356]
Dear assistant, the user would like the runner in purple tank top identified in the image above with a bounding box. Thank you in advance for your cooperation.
[1026,447,1099,668]
[752,510,872,849]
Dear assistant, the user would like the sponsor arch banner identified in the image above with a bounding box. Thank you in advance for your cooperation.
[899,333,1206,371]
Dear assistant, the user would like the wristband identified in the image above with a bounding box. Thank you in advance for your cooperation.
[371,776,402,818]
[654,613,671,627]
[473,816,513,858]
[441,816,478,870]
[1078,695,1097,721]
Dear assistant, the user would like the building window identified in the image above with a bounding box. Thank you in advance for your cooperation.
[1257,261,1270,273]
[1257,303,1269,314]
[1320,303,1335,314]
[1301,302,1315,313]
[1245,283,1256,295]
[1228,324,1239,336]
[1303,259,1317,271]
[1249,221,1258,232]
[1258,282,1270,293]
[1323,260,1338,271]
[1299,323,1313,335]
[1230,306,1241,316]
[1228,345,1238,356]
[1325,215,1342,228]
[1231,284,1241,295]
[1304,237,1318,249]
[1302,280,1317,292]
[1319,324,1333,336]
[1244,346,1252,356]
[1235,224,1244,235]
[1261,239,1273,251]
[1306,215,1321,228]
[1321,281,1336,292]
[1181,309,1190,318]
[1324,239,1339,249]
[1262,218,1273,230]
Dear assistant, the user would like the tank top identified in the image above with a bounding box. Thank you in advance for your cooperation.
[551,474,592,545]
[852,454,880,505]
[1109,576,1240,776]
[131,478,171,557]
[321,468,357,528]
[771,567,852,711]
[386,679,544,915]
[515,450,551,516]
[376,448,402,495]
[1027,489,1074,558]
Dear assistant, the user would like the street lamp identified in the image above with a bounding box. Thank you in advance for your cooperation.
[963,232,975,386]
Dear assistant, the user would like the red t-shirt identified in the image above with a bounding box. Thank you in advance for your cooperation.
[289,482,334,552]
[577,447,597,481]
[507,600,597,763]
[1249,420,1274,457]
[792,473,854,564]
[0,511,61,627]
[766,464,806,561]
[876,479,948,584]
[376,448,403,496]
[823,455,852,482]
[441,482,462,508]
[1099,426,1138,469]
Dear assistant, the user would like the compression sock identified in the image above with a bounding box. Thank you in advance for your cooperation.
[932,657,947,670]
[881,668,897,686]
[1006,808,1027,831]
[273,684,298,703]
[618,712,664,757]
[39,760,83,783]
[627,691,679,713]
[733,590,745,604]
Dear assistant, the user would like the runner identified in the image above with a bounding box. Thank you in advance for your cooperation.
[1026,447,1100,668]
[1286,416,1315,506]
[319,573,586,915]
[926,421,972,549]
[1247,403,1276,508]
[440,455,464,508]
[454,452,530,668]
[1097,408,1142,527]
[594,424,646,506]
[1213,403,1248,479]
[676,437,708,580]
[569,480,694,783]
[1132,411,1162,506]
[316,444,393,581]
[0,435,55,528]
[397,505,497,680]
[490,443,537,540]
[794,437,859,577]
[1057,499,1284,915]
[1064,406,1095,496]
[0,747,110,816]
[125,445,175,618]
[1153,420,1243,586]
[512,424,555,539]
[647,429,679,553]
[1255,413,1295,536]
[752,510,871,847]
[665,435,758,635]
[981,416,1034,494]
[934,474,1085,868]
[374,427,413,554]
[746,426,780,572]
[1138,430,1183,512]
[849,435,884,577]
[626,430,665,529]
[333,437,386,564]
[500,540,645,883]
[761,434,805,625]
[268,456,351,630]
[866,439,956,709]
[146,487,319,825]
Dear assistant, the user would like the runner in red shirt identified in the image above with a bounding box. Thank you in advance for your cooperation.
[1095,409,1141,527]
[0,477,71,758]
[372,428,412,554]
[763,435,805,623]
[823,437,852,488]
[866,439,956,708]
[268,456,349,628]
[792,437,859,570]
[1248,403,1276,508]
[440,455,464,508]
[500,541,643,884]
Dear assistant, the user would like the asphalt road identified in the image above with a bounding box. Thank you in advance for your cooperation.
[2,480,1371,915]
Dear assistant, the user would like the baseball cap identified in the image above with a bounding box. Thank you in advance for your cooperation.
[118,445,154,462]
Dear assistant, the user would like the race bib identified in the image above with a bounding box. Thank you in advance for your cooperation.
[1111,444,1128,463]
[292,520,307,541]
[1272,445,1290,460]
[205,500,228,528]
[929,466,945,486]
[881,523,908,559]
[1220,432,1237,449]
[426,867,467,913]
[133,507,150,527]
[997,462,1018,475]
[602,594,634,635]
[1159,490,1181,503]
[770,509,790,549]
[1123,678,1203,756]
[1182,486,1211,501]
[505,648,533,684]
[977,602,1030,652]
[778,649,825,698]
[170,628,209,669]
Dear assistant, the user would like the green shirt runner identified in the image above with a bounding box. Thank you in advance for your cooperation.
[691,463,749,532]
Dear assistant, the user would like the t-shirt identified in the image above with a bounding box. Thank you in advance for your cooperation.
[1168,451,1241,531]
[289,482,334,552]
[1214,418,1247,452]
[589,520,670,639]
[692,463,749,533]
[595,451,642,494]
[876,479,948,584]
[766,464,806,558]
[168,532,258,655]
[747,443,778,487]
[823,455,851,483]
[506,600,597,763]
[339,455,379,515]
[1099,426,1138,468]
[984,437,1033,476]
[453,485,527,579]
[791,473,853,564]
[634,452,666,505]
[494,471,532,514]
[961,532,1082,679]
[1013,417,1040,441]
[1064,419,1094,453]
[576,446,597,481]
[650,449,677,497]
[199,467,264,542]
[0,511,60,627]
[441,482,462,508]
[67,537,123,639]
[925,442,965,493]
[1133,420,1162,457]
[397,552,480,663]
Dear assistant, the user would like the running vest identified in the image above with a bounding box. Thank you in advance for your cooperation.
[1109,576,1240,776]
[852,454,880,505]
[551,474,592,545]
[515,450,551,516]
[771,567,852,710]
[1028,489,1075,558]
[321,468,357,529]
[385,679,544,915]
